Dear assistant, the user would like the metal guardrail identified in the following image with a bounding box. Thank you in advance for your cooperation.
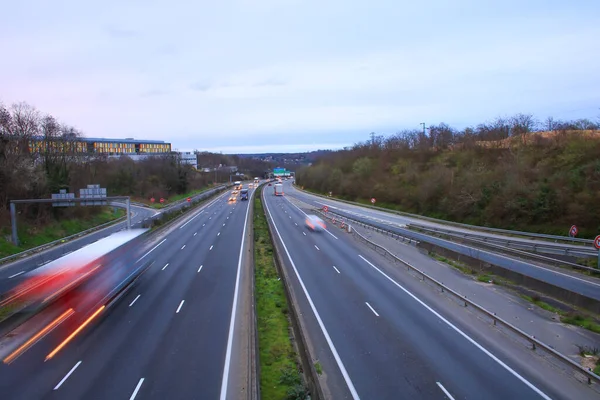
[348,221,600,387]
[0,215,127,266]
[409,224,598,258]
[0,186,230,267]
[317,209,419,246]
[413,225,600,274]
[323,209,600,303]
[293,185,594,246]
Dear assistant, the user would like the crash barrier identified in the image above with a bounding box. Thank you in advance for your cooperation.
[408,223,597,258]
[411,225,599,274]
[317,209,418,246]
[264,195,325,399]
[321,210,600,313]
[0,215,128,266]
[293,184,594,247]
[0,187,229,337]
[348,224,600,388]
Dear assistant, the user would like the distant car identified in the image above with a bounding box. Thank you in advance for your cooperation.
[268,183,272,186]
[229,195,236,202]
[305,215,326,232]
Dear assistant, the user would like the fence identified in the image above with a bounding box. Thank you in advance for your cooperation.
[344,218,600,388]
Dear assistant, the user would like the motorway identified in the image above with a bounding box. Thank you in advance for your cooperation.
[0,186,227,294]
[289,184,596,257]
[284,183,600,303]
[0,186,253,400]
[263,183,597,400]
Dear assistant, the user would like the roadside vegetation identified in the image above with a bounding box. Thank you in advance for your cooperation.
[0,207,123,258]
[296,114,600,237]
[254,187,308,400]
[0,101,270,252]
[433,251,600,335]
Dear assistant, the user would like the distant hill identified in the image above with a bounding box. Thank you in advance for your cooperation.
[234,150,333,167]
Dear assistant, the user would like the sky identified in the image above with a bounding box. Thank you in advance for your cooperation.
[1,0,599,154]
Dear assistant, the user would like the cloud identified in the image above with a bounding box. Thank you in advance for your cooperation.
[105,25,138,38]
[141,88,170,97]
[253,78,287,87]
[189,82,212,92]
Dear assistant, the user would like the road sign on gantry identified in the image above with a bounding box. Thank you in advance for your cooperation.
[569,225,578,237]
[371,198,376,204]
[594,235,600,250]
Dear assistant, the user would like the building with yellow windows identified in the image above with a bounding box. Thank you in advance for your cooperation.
[28,137,172,156]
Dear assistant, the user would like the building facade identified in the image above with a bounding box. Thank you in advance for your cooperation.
[28,137,171,156]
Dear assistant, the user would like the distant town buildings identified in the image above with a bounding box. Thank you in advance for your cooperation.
[177,151,198,169]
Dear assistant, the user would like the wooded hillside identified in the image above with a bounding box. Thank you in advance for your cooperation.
[296,114,600,237]
[0,102,211,235]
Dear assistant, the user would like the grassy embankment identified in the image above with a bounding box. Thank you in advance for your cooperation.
[432,253,600,334]
[254,187,308,400]
[0,208,124,258]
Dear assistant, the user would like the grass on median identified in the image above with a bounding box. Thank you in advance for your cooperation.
[254,188,308,400]
[0,207,124,258]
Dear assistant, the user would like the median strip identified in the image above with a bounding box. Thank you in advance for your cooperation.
[254,187,308,399]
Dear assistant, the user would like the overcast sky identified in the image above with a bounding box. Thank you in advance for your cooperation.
[1,0,599,153]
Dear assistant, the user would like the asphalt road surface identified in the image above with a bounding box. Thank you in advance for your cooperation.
[0,187,253,400]
[0,186,228,295]
[282,183,600,302]
[262,187,592,400]
[288,183,595,256]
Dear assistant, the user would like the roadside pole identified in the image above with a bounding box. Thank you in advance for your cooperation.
[10,202,19,246]
[126,197,131,230]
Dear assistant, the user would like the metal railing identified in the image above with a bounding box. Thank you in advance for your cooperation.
[0,215,127,266]
[409,223,598,258]
[347,221,600,387]
[293,185,594,246]
[412,225,600,274]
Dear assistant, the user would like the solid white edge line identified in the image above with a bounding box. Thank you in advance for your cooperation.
[262,191,361,400]
[436,381,456,400]
[129,378,145,400]
[179,212,200,229]
[333,266,341,274]
[357,255,552,400]
[162,263,169,271]
[53,361,82,390]
[365,302,379,317]
[8,271,25,278]
[219,191,253,400]
[176,300,185,313]
[129,294,141,307]
[137,238,166,262]
[285,197,339,239]
[198,265,203,273]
